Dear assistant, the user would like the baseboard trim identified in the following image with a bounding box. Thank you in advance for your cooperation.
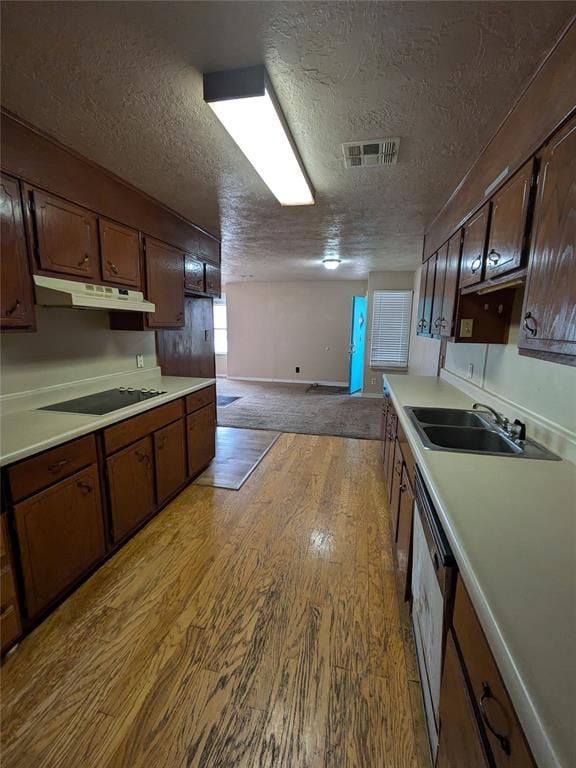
[227,376,349,387]
[441,368,576,464]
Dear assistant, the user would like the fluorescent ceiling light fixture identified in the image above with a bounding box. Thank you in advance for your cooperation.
[322,257,342,270]
[204,66,314,206]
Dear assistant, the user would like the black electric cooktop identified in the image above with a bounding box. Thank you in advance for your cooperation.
[39,387,167,416]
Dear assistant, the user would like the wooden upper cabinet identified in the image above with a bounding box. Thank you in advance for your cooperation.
[417,257,435,336]
[459,205,489,288]
[198,233,220,265]
[0,174,35,328]
[144,237,185,328]
[99,218,141,288]
[486,160,535,279]
[519,116,576,363]
[107,436,155,543]
[184,253,205,294]
[437,630,491,768]
[439,231,462,337]
[30,189,99,280]
[154,419,186,506]
[431,243,448,335]
[205,263,221,297]
[14,465,106,618]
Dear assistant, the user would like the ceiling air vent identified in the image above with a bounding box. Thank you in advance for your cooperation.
[342,138,400,168]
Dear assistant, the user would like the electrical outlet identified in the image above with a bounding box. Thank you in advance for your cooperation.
[466,363,474,380]
[371,377,376,385]
[136,354,144,369]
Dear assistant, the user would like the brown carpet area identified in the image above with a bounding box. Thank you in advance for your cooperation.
[216,379,382,440]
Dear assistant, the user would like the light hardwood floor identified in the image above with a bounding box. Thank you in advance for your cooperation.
[1,433,429,768]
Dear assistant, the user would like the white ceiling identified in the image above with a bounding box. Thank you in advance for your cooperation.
[1,2,573,283]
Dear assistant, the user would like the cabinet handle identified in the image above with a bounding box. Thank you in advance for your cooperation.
[479,682,511,756]
[78,254,90,267]
[395,459,402,475]
[77,481,93,495]
[488,249,501,265]
[176,312,183,321]
[107,260,120,275]
[523,312,537,337]
[471,256,482,273]
[399,483,407,492]
[5,299,21,316]
[136,450,152,468]
[158,436,167,450]
[48,458,69,472]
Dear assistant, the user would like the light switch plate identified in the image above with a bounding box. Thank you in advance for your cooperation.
[466,364,474,380]
[460,319,474,338]
[136,354,144,369]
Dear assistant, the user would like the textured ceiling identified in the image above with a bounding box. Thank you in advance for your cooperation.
[1,2,574,283]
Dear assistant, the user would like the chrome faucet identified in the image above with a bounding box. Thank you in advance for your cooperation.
[473,403,526,442]
[473,402,508,427]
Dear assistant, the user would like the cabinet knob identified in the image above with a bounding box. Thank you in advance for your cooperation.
[48,458,69,472]
[479,682,511,756]
[78,254,90,267]
[523,312,537,337]
[488,249,501,265]
[471,256,482,273]
[77,481,93,495]
[107,260,120,275]
[5,299,21,316]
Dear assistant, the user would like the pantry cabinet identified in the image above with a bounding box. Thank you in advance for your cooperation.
[154,419,187,505]
[14,465,105,618]
[0,174,35,329]
[107,436,156,543]
[144,237,185,328]
[519,116,576,364]
[29,188,99,280]
[99,218,141,288]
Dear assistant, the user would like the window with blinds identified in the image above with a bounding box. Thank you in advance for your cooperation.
[369,290,413,368]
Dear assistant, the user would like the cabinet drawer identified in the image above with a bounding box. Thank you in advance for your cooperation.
[1,566,17,608]
[8,434,97,502]
[104,399,184,454]
[453,578,536,768]
[1,604,21,654]
[185,385,215,415]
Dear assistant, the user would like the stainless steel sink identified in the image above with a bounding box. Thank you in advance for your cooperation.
[404,406,560,460]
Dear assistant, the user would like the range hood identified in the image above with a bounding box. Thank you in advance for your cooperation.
[33,276,156,313]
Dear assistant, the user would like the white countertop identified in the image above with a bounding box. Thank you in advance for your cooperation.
[0,369,215,467]
[385,374,576,768]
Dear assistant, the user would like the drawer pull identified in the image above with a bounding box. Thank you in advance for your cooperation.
[78,254,90,267]
[48,458,69,472]
[523,312,537,337]
[107,260,120,275]
[77,481,93,495]
[5,299,21,316]
[480,682,511,756]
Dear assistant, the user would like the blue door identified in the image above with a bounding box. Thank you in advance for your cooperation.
[349,296,367,394]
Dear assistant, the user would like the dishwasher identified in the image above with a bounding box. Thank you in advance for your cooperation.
[411,466,457,760]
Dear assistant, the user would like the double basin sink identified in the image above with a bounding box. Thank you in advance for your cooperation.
[405,407,560,460]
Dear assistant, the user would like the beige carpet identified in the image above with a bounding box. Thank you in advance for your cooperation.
[216,379,382,440]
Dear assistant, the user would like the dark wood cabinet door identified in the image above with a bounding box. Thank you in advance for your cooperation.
[416,258,435,336]
[395,466,414,601]
[519,117,576,362]
[384,410,398,497]
[205,263,221,297]
[198,233,220,265]
[144,237,185,328]
[437,631,491,768]
[460,205,489,288]
[439,230,462,337]
[486,160,534,279]
[99,218,141,287]
[154,419,186,505]
[14,465,105,618]
[415,260,429,336]
[187,403,216,478]
[184,253,205,294]
[107,436,155,543]
[156,296,215,378]
[31,189,99,279]
[0,174,35,328]
[431,243,448,335]
[389,443,403,538]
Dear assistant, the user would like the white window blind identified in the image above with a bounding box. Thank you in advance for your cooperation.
[369,290,412,368]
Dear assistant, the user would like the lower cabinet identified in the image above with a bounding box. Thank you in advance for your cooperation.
[154,419,187,505]
[1,516,22,652]
[14,465,105,618]
[437,630,491,768]
[395,465,414,601]
[107,436,155,543]
[187,403,216,477]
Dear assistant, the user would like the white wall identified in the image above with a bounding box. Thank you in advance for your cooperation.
[0,307,157,395]
[408,266,442,376]
[226,281,368,384]
[363,271,415,394]
[444,290,576,435]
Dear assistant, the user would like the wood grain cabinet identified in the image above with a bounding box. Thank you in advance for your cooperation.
[154,419,187,505]
[485,160,535,279]
[395,465,414,601]
[430,232,461,338]
[187,403,216,478]
[437,630,491,768]
[519,116,576,365]
[29,188,99,280]
[99,218,141,287]
[14,465,105,618]
[184,253,205,294]
[416,256,436,336]
[107,436,156,543]
[0,174,35,329]
[144,237,185,328]
[459,205,489,289]
[198,233,220,265]
[205,263,221,297]
[1,516,22,653]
